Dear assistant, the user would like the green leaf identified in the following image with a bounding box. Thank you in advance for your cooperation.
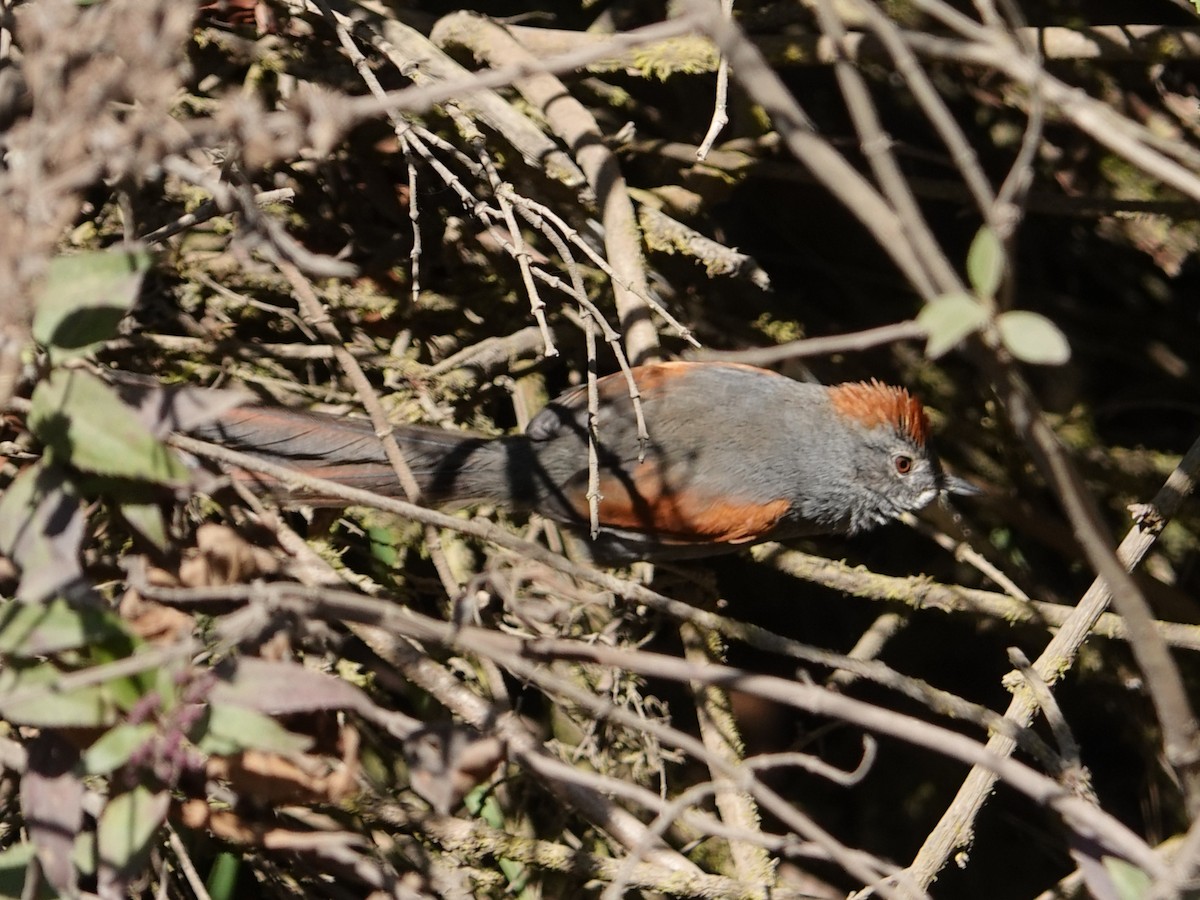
[966,226,1004,298]
[32,248,150,357]
[205,852,241,900]
[97,785,168,875]
[72,832,96,878]
[195,703,313,757]
[996,310,1071,365]
[367,523,400,567]
[118,501,169,551]
[1102,856,1152,900]
[0,841,37,900]
[34,247,148,344]
[466,789,526,889]
[916,292,989,359]
[0,843,37,871]
[82,723,157,776]
[29,369,191,485]
[0,462,85,603]
[0,663,122,727]
[0,597,127,657]
[85,639,155,713]
[0,837,93,899]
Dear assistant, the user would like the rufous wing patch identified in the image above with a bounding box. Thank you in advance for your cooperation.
[828,380,929,446]
[567,458,790,545]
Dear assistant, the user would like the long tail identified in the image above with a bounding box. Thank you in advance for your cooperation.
[191,405,538,508]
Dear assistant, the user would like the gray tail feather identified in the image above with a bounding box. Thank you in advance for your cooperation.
[192,405,539,508]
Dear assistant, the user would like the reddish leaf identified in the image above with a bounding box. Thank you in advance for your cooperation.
[20,732,83,897]
[211,657,383,717]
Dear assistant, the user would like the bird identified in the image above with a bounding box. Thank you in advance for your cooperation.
[192,361,975,562]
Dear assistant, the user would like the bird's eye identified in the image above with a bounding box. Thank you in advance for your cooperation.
[894,455,913,475]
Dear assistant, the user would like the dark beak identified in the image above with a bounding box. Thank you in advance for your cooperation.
[941,473,981,497]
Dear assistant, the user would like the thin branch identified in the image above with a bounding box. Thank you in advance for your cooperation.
[1007,647,1084,778]
[754,544,1200,653]
[679,619,776,886]
[695,0,733,160]
[694,320,926,365]
[431,12,663,364]
[844,0,997,221]
[140,187,295,245]
[815,0,962,295]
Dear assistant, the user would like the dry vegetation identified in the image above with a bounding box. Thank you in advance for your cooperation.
[2,0,1200,897]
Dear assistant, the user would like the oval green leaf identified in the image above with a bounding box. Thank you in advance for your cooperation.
[916,292,989,359]
[206,852,242,900]
[32,248,150,357]
[28,369,191,485]
[0,841,38,899]
[196,703,313,757]
[118,502,169,551]
[0,597,126,657]
[82,723,157,776]
[996,310,1071,365]
[0,665,121,727]
[0,462,86,603]
[1102,857,1151,900]
[97,785,169,875]
[967,226,1005,298]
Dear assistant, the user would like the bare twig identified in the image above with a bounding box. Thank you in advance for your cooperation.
[755,544,1200,653]
[500,22,1200,70]
[140,187,295,245]
[695,320,927,365]
[678,0,942,299]
[993,367,1200,810]
[826,613,909,689]
[814,0,962,295]
[695,0,733,160]
[433,13,664,364]
[679,619,775,887]
[505,190,699,347]
[1006,647,1084,776]
[476,146,558,357]
[844,0,997,221]
[901,22,1200,205]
